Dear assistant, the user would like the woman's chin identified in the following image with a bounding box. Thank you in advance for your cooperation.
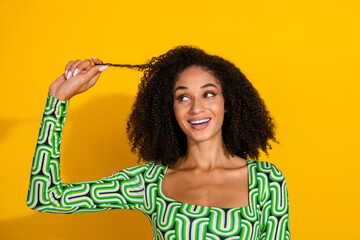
[186,132,221,144]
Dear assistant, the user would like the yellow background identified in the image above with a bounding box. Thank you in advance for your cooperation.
[0,0,359,239]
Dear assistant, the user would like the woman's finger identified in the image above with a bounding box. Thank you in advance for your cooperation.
[66,59,82,79]
[73,59,92,76]
[83,64,108,82]
[64,61,74,78]
[91,57,103,65]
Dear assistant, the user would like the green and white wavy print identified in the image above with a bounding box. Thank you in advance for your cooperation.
[27,94,290,240]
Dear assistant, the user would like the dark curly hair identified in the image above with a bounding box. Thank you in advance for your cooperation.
[105,46,278,166]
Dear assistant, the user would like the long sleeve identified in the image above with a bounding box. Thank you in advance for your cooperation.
[258,162,290,240]
[26,94,147,214]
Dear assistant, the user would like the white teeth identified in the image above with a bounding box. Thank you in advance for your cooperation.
[189,118,211,125]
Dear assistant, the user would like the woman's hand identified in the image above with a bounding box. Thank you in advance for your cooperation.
[49,57,108,100]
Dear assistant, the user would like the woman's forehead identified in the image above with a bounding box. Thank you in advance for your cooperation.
[174,66,221,88]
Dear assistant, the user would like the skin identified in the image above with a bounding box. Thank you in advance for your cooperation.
[50,60,249,208]
[50,57,107,100]
[162,66,249,208]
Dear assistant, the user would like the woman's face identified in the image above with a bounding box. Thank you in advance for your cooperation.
[173,65,225,143]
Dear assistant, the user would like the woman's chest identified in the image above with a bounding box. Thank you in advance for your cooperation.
[161,168,249,208]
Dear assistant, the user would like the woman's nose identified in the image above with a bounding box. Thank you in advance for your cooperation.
[189,98,205,114]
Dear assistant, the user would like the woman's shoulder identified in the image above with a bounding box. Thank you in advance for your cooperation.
[248,159,286,182]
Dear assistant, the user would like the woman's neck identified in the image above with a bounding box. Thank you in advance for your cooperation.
[175,136,231,171]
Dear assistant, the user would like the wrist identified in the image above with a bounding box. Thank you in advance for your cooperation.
[49,89,70,101]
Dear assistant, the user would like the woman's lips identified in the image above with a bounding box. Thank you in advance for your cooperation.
[188,118,211,129]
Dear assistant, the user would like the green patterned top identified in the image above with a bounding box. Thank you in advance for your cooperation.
[27,94,290,240]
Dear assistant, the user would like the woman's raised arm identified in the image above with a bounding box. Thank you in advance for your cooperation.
[26,59,147,213]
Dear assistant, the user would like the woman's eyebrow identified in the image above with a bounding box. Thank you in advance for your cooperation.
[174,83,218,93]
[200,83,217,89]
[174,86,188,92]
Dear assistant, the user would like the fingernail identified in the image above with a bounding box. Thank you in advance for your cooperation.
[99,65,108,72]
[73,68,78,77]
[65,70,68,76]
[66,71,72,79]
[91,57,97,60]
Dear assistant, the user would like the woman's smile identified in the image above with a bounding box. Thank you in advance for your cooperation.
[188,117,212,129]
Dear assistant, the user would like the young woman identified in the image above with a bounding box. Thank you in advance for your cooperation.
[27,46,290,239]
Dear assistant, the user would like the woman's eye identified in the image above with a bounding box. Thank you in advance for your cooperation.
[204,92,216,98]
[177,95,189,102]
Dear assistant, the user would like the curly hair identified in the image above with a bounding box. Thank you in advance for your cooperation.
[109,46,278,166]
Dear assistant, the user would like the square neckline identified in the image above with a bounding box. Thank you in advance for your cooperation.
[158,159,251,210]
